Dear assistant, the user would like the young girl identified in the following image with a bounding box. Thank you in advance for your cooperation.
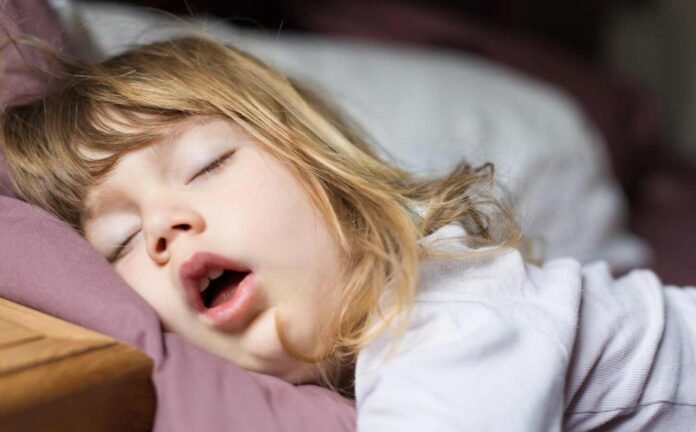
[2,35,695,431]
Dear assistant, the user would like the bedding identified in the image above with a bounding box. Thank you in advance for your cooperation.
[0,1,355,431]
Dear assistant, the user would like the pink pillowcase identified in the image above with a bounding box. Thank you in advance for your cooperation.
[0,1,355,430]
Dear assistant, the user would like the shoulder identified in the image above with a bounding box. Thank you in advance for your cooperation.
[415,223,584,346]
[354,225,585,429]
[417,222,582,293]
[358,223,585,377]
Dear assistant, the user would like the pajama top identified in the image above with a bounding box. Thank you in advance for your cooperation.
[355,223,696,431]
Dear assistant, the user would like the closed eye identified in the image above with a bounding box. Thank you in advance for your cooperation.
[108,230,139,263]
[189,150,236,183]
[106,150,235,263]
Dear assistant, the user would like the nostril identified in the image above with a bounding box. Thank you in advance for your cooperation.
[156,238,167,253]
[173,223,191,231]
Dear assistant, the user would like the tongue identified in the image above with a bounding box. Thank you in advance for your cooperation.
[208,271,247,308]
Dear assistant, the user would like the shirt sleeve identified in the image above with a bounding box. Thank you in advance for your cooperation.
[356,301,569,432]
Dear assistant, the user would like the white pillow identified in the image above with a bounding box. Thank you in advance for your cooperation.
[56,1,651,269]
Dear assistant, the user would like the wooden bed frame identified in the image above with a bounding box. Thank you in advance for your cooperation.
[0,298,155,431]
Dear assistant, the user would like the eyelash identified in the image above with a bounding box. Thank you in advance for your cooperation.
[107,150,236,263]
[188,150,236,183]
[108,231,138,263]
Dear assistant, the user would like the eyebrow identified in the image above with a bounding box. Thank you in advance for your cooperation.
[84,184,121,222]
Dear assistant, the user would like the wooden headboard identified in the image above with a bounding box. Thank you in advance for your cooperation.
[0,298,155,431]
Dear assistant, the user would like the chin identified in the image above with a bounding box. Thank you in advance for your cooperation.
[242,349,320,384]
[275,362,322,385]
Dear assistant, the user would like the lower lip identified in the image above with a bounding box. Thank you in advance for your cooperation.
[201,272,258,328]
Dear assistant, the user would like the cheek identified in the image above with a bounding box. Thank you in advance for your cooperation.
[277,290,338,358]
[220,160,327,263]
[115,251,181,317]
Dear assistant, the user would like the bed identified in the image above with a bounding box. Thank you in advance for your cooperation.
[0,0,655,430]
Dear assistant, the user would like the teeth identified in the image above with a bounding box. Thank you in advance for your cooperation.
[198,278,210,293]
[208,269,224,280]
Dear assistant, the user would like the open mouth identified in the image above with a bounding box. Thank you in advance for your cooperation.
[179,252,258,328]
[199,270,250,309]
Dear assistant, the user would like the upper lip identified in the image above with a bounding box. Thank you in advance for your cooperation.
[178,251,251,313]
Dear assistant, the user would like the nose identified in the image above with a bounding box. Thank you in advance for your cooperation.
[143,204,205,265]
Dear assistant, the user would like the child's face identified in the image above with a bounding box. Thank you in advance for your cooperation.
[83,117,343,383]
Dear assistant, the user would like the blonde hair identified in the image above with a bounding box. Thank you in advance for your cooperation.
[1,35,523,395]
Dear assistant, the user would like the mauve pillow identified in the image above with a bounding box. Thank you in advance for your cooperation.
[0,1,356,430]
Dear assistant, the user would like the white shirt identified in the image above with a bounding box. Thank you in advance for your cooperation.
[355,224,696,431]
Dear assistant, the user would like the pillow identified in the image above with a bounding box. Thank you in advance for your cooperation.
[0,2,356,431]
[68,0,651,271]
